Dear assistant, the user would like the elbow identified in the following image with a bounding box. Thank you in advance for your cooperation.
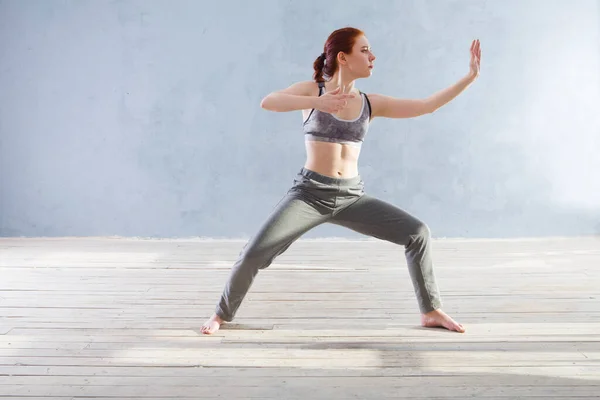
[260,94,276,111]
[260,97,269,109]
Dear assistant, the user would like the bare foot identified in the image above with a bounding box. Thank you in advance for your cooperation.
[201,313,225,335]
[421,309,465,333]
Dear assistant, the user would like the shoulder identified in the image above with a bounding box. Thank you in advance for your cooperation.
[362,93,385,107]
[277,80,321,96]
[360,92,382,120]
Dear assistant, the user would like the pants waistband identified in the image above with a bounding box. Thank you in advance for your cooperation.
[300,167,362,186]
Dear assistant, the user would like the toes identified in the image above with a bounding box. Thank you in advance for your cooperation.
[201,321,220,335]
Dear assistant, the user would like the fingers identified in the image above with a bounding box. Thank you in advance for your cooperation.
[470,39,481,63]
[320,86,358,113]
[333,100,347,111]
[326,99,349,113]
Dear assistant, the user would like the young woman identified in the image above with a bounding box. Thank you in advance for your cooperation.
[202,27,481,335]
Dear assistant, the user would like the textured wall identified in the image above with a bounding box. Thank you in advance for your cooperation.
[1,0,599,238]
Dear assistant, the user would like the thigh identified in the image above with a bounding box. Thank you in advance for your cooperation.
[331,194,427,246]
[243,191,330,258]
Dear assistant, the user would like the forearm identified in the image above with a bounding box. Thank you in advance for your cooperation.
[260,93,318,112]
[424,73,477,113]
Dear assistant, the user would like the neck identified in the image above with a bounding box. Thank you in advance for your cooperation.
[329,70,357,93]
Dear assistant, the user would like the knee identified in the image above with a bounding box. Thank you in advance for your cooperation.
[410,221,431,241]
[237,236,294,270]
[238,242,278,270]
[240,243,267,264]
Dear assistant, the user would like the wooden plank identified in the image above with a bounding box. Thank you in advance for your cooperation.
[1,333,598,346]
[2,375,600,387]
[66,398,588,400]
[5,323,600,336]
[1,384,599,398]
[1,356,597,368]
[65,398,592,400]
[0,350,598,368]
[0,398,71,400]
[1,296,597,309]
[1,292,596,301]
[4,315,600,332]
[1,365,599,379]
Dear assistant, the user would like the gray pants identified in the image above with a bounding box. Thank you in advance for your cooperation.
[215,167,442,321]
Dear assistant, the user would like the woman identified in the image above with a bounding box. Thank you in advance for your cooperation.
[202,27,481,335]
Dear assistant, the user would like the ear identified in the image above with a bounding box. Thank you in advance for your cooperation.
[337,52,347,65]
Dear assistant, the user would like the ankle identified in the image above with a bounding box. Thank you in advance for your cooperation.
[212,313,225,323]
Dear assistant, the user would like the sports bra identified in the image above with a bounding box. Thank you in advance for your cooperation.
[303,81,372,147]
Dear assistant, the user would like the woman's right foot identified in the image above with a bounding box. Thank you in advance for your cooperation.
[201,313,225,334]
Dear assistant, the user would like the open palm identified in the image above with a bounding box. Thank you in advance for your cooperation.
[469,39,481,78]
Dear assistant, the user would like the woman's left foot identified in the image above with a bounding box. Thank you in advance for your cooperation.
[421,309,465,333]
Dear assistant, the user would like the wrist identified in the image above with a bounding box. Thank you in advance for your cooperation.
[310,96,321,109]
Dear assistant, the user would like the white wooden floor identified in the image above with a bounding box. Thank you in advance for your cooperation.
[1,236,599,399]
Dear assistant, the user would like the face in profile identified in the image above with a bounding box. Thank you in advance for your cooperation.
[342,35,376,78]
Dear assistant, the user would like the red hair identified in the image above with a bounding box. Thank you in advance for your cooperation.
[313,27,365,83]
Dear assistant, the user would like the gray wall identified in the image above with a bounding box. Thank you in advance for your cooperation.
[1,0,599,239]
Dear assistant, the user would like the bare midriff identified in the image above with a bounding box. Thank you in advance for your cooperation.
[303,140,361,178]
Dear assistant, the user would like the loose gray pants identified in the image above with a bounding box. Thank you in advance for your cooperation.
[215,167,442,321]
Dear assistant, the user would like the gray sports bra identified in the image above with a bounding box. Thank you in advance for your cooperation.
[303,81,372,147]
